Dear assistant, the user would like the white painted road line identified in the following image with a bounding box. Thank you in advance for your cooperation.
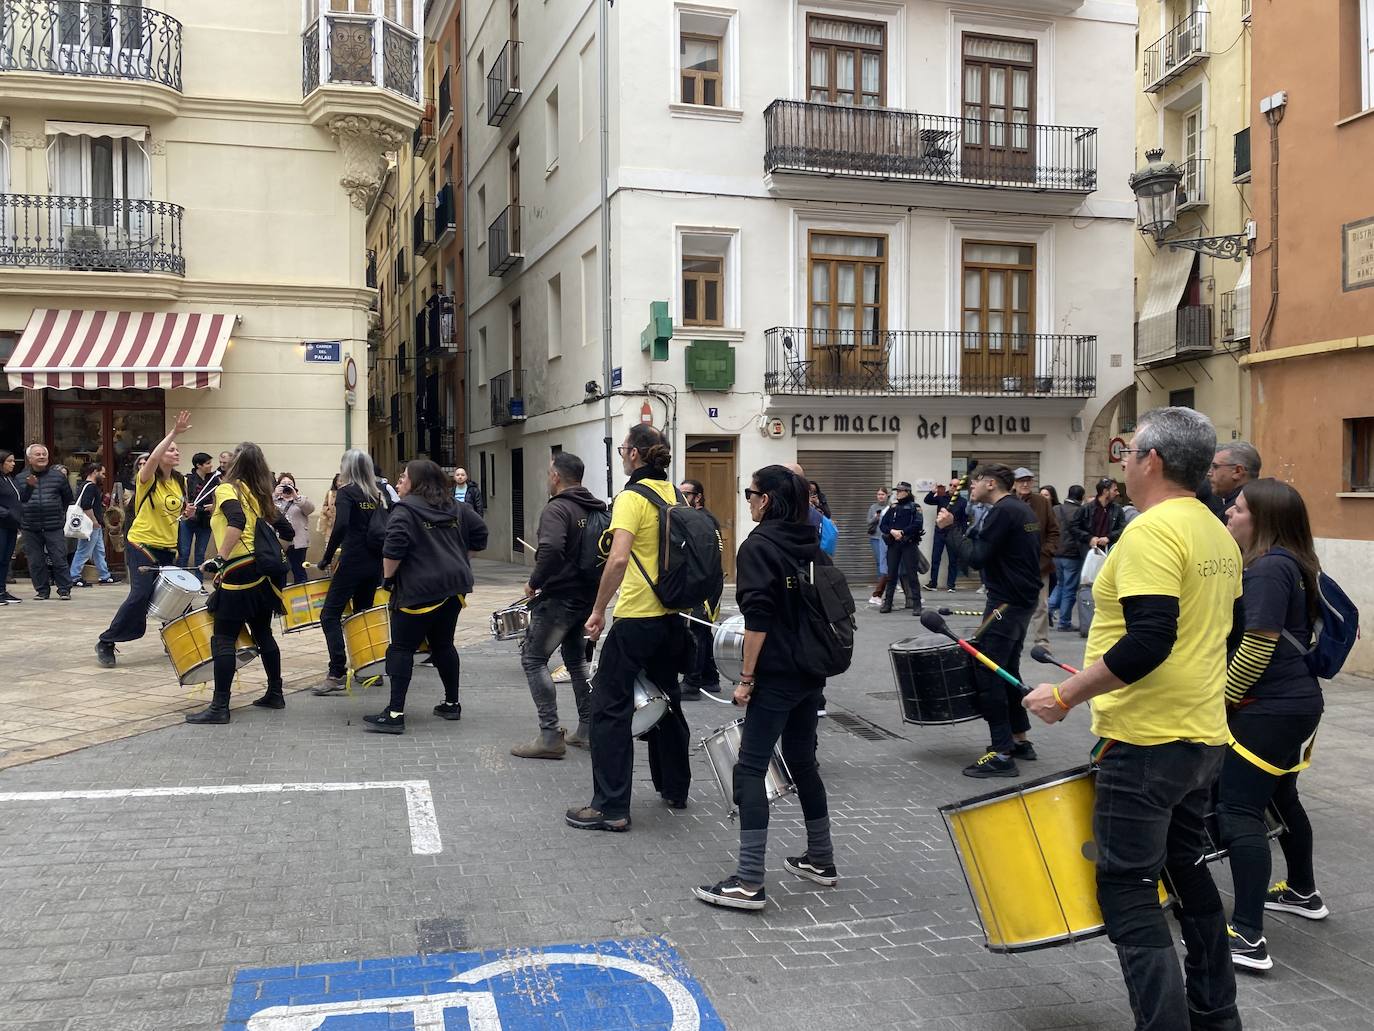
[0,780,444,855]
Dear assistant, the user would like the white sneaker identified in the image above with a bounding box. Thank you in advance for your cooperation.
[867,596,882,607]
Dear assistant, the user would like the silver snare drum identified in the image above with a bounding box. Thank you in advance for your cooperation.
[701,717,795,815]
[489,601,531,640]
[711,614,747,685]
[148,567,201,624]
[631,671,669,738]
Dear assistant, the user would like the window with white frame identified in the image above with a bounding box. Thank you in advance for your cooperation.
[678,229,738,328]
[675,7,737,109]
[1181,107,1204,206]
[547,273,563,359]
[0,119,9,193]
[544,87,559,173]
[46,128,150,233]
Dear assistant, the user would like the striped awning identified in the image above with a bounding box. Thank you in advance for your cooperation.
[6,309,234,390]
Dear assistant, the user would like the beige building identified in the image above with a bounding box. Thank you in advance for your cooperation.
[1129,0,1253,440]
[0,0,423,567]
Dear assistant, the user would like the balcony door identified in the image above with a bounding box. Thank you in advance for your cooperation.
[56,0,146,73]
[805,15,885,107]
[961,34,1035,183]
[961,240,1034,392]
[47,132,149,243]
[807,231,886,387]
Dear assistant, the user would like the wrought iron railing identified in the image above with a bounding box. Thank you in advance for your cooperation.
[0,193,184,275]
[1179,156,1208,208]
[412,106,434,153]
[0,0,182,90]
[426,294,458,355]
[763,100,1097,193]
[1137,305,1213,364]
[487,204,521,276]
[435,182,456,241]
[1220,291,1250,343]
[301,11,418,102]
[365,247,378,289]
[763,327,1097,397]
[490,369,526,425]
[486,39,521,126]
[413,202,434,254]
[1144,10,1208,91]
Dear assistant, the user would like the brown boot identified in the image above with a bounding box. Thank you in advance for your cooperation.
[511,728,566,760]
[871,576,888,599]
[565,723,591,749]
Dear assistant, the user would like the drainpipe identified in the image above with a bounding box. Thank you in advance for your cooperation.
[598,0,614,497]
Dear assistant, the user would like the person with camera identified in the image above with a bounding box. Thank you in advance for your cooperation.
[274,473,315,585]
[694,466,837,911]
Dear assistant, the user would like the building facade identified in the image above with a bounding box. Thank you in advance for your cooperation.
[1131,0,1253,442]
[462,0,1136,579]
[1246,0,1374,674]
[0,0,423,565]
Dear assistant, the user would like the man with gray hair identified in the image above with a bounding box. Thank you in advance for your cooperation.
[1024,407,1242,1030]
[1207,440,1261,524]
[18,444,75,600]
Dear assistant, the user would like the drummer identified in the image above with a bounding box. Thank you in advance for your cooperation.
[694,465,837,911]
[185,442,288,724]
[365,459,487,734]
[312,449,386,697]
[95,411,192,668]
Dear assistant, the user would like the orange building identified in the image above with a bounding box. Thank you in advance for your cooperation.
[1246,0,1374,673]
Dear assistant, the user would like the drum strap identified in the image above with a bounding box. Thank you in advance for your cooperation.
[1089,737,1116,764]
[1228,731,1317,777]
[399,594,466,616]
[970,604,1007,642]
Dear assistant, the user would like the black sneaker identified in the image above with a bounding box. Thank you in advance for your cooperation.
[662,796,687,810]
[95,641,116,668]
[784,854,838,887]
[1011,740,1038,761]
[694,876,766,911]
[2,592,21,603]
[963,751,1019,779]
[33,592,49,601]
[1264,881,1329,920]
[924,581,938,590]
[1228,926,1273,972]
[433,701,462,721]
[71,580,90,589]
[565,806,630,832]
[57,590,71,601]
[99,576,122,585]
[363,710,405,734]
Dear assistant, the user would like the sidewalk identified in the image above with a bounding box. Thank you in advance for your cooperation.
[0,558,532,772]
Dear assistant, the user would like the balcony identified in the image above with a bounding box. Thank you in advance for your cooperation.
[368,395,384,423]
[435,182,457,246]
[412,105,435,155]
[0,193,184,275]
[490,369,526,425]
[763,100,1097,205]
[1221,291,1250,344]
[301,2,422,132]
[426,293,459,355]
[413,203,434,255]
[0,0,182,114]
[438,65,452,126]
[1178,157,1207,210]
[763,327,1096,398]
[486,39,521,127]
[1143,11,1208,93]
[365,247,378,289]
[1136,305,1213,365]
[487,204,522,276]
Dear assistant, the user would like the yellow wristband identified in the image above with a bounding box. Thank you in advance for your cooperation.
[1053,685,1071,713]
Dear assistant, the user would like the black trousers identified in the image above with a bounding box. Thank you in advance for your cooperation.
[683,608,720,688]
[23,525,71,594]
[882,541,920,608]
[287,547,309,584]
[589,615,690,819]
[210,609,282,704]
[321,561,381,678]
[970,601,1033,754]
[100,543,177,643]
[1218,709,1322,939]
[386,596,463,712]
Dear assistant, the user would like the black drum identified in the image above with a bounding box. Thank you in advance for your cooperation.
[890,633,980,726]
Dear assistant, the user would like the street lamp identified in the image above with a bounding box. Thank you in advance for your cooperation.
[1128,148,1250,262]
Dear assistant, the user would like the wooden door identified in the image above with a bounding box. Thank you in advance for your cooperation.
[685,438,736,581]
[961,34,1035,182]
[961,240,1034,392]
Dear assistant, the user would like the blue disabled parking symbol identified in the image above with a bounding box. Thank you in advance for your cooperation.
[225,937,727,1030]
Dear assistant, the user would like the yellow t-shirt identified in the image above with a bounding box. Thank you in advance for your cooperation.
[609,478,679,619]
[210,482,262,558]
[127,474,183,551]
[1086,496,1242,747]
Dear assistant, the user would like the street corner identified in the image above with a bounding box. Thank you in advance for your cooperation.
[224,936,728,1031]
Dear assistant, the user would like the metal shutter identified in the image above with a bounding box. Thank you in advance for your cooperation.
[798,449,893,581]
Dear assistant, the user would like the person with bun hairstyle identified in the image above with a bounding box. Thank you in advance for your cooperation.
[185,442,289,724]
[567,424,691,832]
[364,459,487,734]
[694,465,837,911]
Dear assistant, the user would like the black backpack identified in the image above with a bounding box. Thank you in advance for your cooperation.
[768,543,856,677]
[252,516,290,588]
[625,483,724,612]
[366,492,390,556]
[571,506,613,580]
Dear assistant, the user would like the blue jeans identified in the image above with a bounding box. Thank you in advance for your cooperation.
[1052,556,1082,627]
[929,531,957,588]
[69,527,110,581]
[868,536,887,577]
[177,520,212,569]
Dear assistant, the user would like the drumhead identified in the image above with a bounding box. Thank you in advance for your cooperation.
[937,763,1095,815]
[890,632,963,655]
[159,568,201,591]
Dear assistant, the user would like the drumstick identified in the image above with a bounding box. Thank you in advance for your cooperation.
[138,565,208,572]
[937,607,985,617]
[919,609,1028,696]
[515,537,535,552]
[1030,645,1080,675]
[679,612,717,629]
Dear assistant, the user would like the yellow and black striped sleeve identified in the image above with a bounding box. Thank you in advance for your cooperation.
[1225,632,1278,705]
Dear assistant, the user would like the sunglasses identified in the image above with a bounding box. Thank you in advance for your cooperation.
[743,488,765,500]
[615,445,633,457]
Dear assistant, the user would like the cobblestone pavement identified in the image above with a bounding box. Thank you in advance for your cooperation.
[1,564,1372,1029]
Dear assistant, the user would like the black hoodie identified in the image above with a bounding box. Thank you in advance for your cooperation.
[734,517,829,678]
[382,494,488,609]
[529,485,608,601]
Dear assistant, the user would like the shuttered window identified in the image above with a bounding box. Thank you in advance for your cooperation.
[798,449,893,580]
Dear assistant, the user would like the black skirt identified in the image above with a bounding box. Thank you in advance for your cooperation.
[206,560,284,623]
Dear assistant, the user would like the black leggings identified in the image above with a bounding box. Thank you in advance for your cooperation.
[386,596,463,712]
[211,611,282,702]
[1217,708,1321,939]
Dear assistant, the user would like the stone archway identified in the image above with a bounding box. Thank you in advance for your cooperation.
[1083,382,1135,486]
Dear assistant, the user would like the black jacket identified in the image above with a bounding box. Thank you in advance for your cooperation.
[383,494,488,609]
[879,495,923,545]
[454,480,485,516]
[19,466,74,531]
[1070,499,1126,558]
[1053,500,1082,559]
[946,493,1042,608]
[0,474,23,530]
[529,486,608,601]
[322,483,382,569]
[735,518,829,678]
[185,469,219,528]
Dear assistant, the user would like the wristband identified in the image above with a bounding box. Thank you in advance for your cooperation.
[739,674,755,683]
[1052,685,1071,713]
